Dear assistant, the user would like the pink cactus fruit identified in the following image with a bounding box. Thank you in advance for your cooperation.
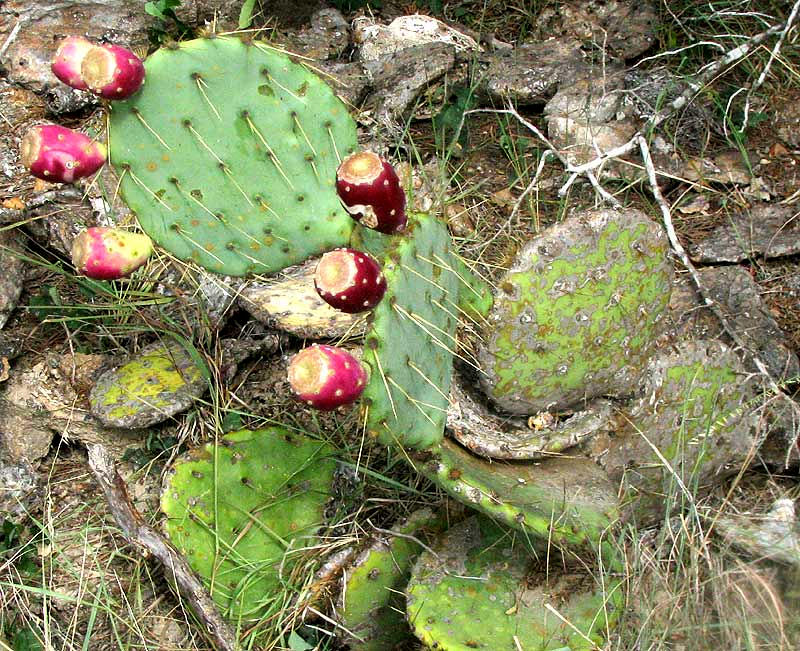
[20,124,106,183]
[71,227,154,280]
[336,151,407,234]
[288,345,368,411]
[81,43,145,100]
[51,36,94,90]
[314,248,387,313]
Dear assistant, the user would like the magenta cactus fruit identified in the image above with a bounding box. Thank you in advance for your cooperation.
[20,124,106,183]
[288,345,368,410]
[336,151,407,234]
[314,248,387,313]
[71,227,154,280]
[81,44,145,99]
[51,36,93,90]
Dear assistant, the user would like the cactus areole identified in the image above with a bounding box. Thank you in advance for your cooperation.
[71,226,153,280]
[336,151,407,234]
[81,44,145,99]
[51,36,93,90]
[21,124,106,183]
[288,345,367,410]
[314,248,387,313]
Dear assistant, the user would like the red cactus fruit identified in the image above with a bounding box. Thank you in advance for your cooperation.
[81,44,145,99]
[336,151,407,234]
[51,36,94,90]
[71,227,154,280]
[288,345,368,411]
[20,124,106,183]
[314,248,387,313]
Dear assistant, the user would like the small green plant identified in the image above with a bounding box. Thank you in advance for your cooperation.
[0,519,39,576]
[145,0,191,45]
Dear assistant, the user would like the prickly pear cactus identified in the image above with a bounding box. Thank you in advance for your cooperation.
[477,208,672,414]
[406,515,620,650]
[90,339,208,428]
[424,438,618,550]
[600,339,757,518]
[358,214,464,449]
[336,508,442,650]
[160,428,336,623]
[108,36,358,276]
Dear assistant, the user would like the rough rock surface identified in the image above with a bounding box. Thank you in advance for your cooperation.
[480,38,587,105]
[536,0,659,60]
[0,230,26,330]
[690,203,800,263]
[0,460,40,522]
[281,8,350,60]
[669,266,800,381]
[315,61,370,108]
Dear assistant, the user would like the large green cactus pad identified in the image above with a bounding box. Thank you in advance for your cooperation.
[160,428,336,623]
[421,438,618,550]
[406,516,620,650]
[477,208,672,413]
[359,214,462,449]
[108,36,358,275]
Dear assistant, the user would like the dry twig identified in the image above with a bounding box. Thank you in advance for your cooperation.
[86,444,239,651]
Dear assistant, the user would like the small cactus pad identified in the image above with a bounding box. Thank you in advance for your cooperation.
[422,438,618,549]
[337,508,442,650]
[406,516,620,650]
[108,36,358,275]
[90,339,208,428]
[600,339,757,519]
[477,208,672,413]
[161,428,336,623]
[358,214,462,449]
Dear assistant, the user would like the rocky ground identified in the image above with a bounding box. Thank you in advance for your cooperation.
[1,1,800,649]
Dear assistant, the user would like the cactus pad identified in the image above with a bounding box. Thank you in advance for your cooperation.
[90,339,208,428]
[477,208,672,413]
[406,515,620,650]
[601,339,757,518]
[358,214,463,449]
[108,36,358,275]
[336,508,441,650]
[160,428,336,623]
[422,438,618,549]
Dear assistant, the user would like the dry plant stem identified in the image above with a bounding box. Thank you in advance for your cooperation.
[86,444,239,651]
[638,137,800,464]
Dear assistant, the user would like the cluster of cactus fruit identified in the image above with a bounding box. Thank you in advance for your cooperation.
[28,32,760,650]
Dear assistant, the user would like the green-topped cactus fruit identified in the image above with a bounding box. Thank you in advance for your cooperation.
[107,36,358,276]
[336,508,442,650]
[90,339,208,428]
[477,208,672,414]
[406,515,621,650]
[161,428,336,623]
[357,213,465,449]
[600,339,757,520]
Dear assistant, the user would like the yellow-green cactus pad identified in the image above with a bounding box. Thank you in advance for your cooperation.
[336,508,443,650]
[108,36,358,276]
[160,428,336,623]
[477,208,672,414]
[406,516,621,650]
[422,438,618,549]
[90,339,208,428]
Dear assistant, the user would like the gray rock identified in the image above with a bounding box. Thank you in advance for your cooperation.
[21,186,95,256]
[774,95,800,148]
[480,38,587,105]
[281,8,349,60]
[44,84,97,116]
[0,1,150,92]
[668,266,799,382]
[0,230,26,330]
[690,203,800,263]
[536,0,658,60]
[0,460,40,522]
[363,42,455,123]
[315,61,370,108]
